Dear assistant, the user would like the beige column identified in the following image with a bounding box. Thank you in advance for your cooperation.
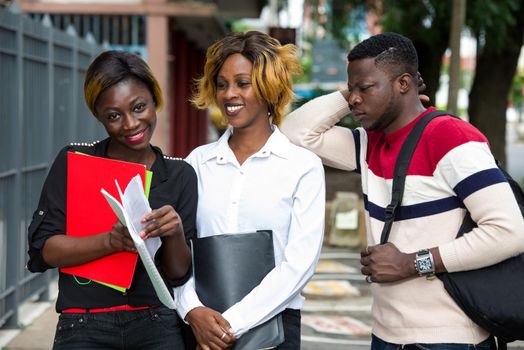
[146,12,170,153]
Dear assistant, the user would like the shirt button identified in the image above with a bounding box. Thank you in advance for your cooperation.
[38,210,44,215]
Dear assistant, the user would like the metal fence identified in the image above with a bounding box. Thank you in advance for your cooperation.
[0,7,105,328]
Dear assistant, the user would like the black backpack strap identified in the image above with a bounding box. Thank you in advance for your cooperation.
[380,110,450,244]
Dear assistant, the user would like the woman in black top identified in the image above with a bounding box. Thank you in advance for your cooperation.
[27,50,196,349]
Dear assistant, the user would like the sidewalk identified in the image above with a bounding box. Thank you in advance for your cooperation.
[0,289,57,350]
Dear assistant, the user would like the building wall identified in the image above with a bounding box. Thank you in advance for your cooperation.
[147,14,169,152]
[170,29,207,158]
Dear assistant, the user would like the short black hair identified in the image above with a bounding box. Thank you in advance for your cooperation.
[84,50,163,116]
[347,32,418,78]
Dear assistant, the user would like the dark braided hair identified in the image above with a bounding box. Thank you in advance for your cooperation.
[347,32,418,78]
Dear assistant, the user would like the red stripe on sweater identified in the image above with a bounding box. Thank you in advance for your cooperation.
[366,109,488,179]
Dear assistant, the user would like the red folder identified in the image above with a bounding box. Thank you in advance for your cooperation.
[61,152,146,289]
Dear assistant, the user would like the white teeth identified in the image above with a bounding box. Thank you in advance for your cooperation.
[128,130,144,140]
[226,105,242,113]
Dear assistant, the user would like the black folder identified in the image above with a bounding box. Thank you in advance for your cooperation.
[191,230,284,350]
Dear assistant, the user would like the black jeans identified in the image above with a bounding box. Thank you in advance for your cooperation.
[53,306,184,349]
[276,309,301,350]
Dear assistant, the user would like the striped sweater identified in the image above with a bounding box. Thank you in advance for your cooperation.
[281,91,524,344]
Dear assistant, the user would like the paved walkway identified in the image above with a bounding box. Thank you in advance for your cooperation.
[1,304,57,349]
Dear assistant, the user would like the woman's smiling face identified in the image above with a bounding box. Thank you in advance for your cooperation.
[215,53,269,130]
[95,78,157,153]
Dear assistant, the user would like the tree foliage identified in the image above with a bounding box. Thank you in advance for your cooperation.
[468,0,524,164]
[321,0,524,164]
[467,0,521,53]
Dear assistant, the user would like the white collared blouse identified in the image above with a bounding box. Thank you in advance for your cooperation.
[175,125,325,336]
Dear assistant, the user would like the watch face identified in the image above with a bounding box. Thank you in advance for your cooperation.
[417,256,433,273]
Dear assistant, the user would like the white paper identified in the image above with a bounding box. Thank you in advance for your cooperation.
[101,175,176,309]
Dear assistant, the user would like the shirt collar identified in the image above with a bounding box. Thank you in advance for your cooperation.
[201,125,290,164]
[262,125,290,159]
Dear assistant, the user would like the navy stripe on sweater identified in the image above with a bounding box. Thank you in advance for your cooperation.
[364,195,464,222]
[453,167,507,201]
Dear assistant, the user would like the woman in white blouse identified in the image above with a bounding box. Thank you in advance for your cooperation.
[175,31,326,350]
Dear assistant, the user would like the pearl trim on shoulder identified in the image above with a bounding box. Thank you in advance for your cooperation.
[69,140,101,147]
[163,155,183,161]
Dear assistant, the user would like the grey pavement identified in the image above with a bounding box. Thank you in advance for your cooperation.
[301,248,372,350]
[1,303,57,350]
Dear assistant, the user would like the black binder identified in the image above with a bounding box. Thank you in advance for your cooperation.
[191,230,284,350]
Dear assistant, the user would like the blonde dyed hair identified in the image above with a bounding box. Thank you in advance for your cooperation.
[192,31,302,125]
[84,50,163,116]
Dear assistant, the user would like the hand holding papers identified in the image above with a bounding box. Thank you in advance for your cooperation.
[101,175,176,309]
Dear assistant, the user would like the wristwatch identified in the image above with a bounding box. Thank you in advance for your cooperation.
[415,249,435,278]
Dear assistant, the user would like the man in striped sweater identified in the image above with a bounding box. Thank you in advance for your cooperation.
[281,32,524,349]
